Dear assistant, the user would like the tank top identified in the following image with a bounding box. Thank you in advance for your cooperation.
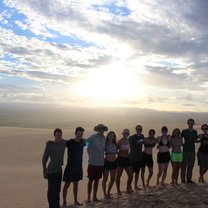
[119,143,130,151]
[158,136,170,147]
[105,144,117,155]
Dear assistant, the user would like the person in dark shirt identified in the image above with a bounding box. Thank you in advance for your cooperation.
[42,128,66,208]
[181,118,198,183]
[129,124,144,190]
[62,127,85,207]
[197,124,208,183]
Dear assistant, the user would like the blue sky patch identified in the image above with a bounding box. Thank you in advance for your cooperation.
[92,2,131,16]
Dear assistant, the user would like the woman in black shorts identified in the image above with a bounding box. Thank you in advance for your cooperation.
[156,126,171,186]
[116,129,133,194]
[141,129,157,187]
[102,131,118,198]
[197,124,208,183]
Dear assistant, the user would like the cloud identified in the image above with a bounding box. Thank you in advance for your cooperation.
[0,0,208,111]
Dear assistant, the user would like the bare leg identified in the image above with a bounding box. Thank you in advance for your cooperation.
[73,181,82,205]
[134,172,139,190]
[175,163,181,185]
[125,166,133,193]
[116,167,123,195]
[171,161,177,186]
[86,179,93,204]
[62,182,70,206]
[107,169,116,197]
[146,167,153,187]
[102,170,109,197]
[93,179,100,201]
[157,163,163,185]
[161,163,169,185]
[141,167,146,188]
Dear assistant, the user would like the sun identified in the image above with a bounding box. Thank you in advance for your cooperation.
[76,64,144,104]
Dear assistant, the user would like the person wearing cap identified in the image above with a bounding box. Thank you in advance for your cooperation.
[85,124,108,204]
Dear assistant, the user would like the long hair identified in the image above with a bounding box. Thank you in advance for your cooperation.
[171,128,181,137]
[106,131,117,146]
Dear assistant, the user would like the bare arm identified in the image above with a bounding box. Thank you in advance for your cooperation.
[195,134,202,143]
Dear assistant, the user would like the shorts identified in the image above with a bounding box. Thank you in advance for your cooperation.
[104,159,117,170]
[171,152,183,162]
[197,152,208,168]
[131,160,145,173]
[142,152,153,167]
[63,165,83,183]
[116,156,131,168]
[87,164,104,180]
[157,152,170,164]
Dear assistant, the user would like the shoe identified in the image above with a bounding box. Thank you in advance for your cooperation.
[62,204,67,208]
[181,180,186,183]
[187,180,195,184]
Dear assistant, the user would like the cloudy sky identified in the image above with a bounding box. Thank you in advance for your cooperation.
[0,0,208,112]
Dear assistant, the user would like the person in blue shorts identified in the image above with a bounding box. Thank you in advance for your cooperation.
[62,127,85,207]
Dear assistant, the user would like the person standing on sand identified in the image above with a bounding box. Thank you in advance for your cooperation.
[62,127,85,208]
[42,128,67,208]
[156,126,171,186]
[170,128,183,186]
[181,118,198,183]
[141,129,157,187]
[116,128,133,194]
[102,131,118,198]
[129,124,145,190]
[197,124,208,183]
[85,124,108,204]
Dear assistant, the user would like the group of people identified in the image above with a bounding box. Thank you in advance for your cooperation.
[42,118,208,208]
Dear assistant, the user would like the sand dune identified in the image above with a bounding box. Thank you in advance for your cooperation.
[81,183,208,208]
[0,126,205,208]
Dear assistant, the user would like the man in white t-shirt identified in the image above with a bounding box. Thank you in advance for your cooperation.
[85,124,108,204]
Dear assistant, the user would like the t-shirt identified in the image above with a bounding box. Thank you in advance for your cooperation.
[181,129,198,153]
[198,135,208,154]
[66,139,85,166]
[42,139,67,174]
[129,134,144,162]
[87,134,106,166]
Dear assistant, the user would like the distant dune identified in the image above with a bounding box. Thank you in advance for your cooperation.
[0,103,207,130]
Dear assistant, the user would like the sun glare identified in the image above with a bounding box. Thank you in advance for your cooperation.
[76,64,144,103]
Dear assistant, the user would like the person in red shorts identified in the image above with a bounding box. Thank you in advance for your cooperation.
[85,124,108,204]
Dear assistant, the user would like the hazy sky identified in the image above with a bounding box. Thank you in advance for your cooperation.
[0,0,208,111]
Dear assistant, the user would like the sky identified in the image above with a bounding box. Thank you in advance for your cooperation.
[0,0,208,112]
